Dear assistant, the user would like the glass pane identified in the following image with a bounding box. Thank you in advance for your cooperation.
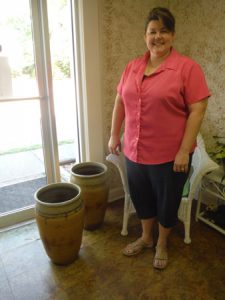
[47,0,78,176]
[0,100,46,214]
[0,0,38,98]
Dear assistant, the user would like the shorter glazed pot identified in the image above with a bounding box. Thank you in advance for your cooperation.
[70,162,109,230]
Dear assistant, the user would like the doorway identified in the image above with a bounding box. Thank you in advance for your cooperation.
[0,0,79,228]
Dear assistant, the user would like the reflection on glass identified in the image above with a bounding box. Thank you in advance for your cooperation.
[0,0,38,98]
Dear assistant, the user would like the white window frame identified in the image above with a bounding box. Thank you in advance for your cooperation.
[72,0,104,163]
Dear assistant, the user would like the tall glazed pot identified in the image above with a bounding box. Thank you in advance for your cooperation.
[34,182,84,265]
[70,162,109,230]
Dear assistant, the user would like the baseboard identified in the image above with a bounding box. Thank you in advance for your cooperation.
[108,187,124,203]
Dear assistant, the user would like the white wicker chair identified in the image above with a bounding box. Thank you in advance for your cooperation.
[106,134,219,244]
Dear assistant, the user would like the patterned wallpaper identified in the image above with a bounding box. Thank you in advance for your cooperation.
[170,0,225,149]
[99,0,225,190]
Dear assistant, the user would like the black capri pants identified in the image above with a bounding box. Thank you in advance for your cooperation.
[125,155,192,228]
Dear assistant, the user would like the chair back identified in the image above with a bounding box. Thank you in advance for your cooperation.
[188,134,219,199]
[106,153,130,195]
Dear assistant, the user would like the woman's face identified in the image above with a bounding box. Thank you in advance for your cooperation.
[145,19,175,58]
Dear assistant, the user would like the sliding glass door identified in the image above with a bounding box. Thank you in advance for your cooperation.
[0,0,79,228]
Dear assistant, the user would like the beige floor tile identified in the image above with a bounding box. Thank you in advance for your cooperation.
[1,240,49,279]
[9,268,56,300]
[0,222,40,255]
[0,279,15,300]
[0,256,8,281]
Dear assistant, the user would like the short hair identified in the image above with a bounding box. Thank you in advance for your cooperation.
[145,7,175,33]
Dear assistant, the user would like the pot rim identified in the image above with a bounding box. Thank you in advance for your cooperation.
[70,161,108,178]
[34,182,81,207]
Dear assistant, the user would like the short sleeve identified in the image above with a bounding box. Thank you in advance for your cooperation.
[183,62,211,104]
[117,62,132,97]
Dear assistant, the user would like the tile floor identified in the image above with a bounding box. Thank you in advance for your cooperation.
[0,200,224,300]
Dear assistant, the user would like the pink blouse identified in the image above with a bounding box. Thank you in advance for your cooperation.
[117,48,210,164]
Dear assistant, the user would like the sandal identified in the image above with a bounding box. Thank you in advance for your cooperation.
[153,246,168,270]
[122,238,154,256]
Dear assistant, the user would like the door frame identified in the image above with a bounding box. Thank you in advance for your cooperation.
[71,0,104,163]
[0,0,105,229]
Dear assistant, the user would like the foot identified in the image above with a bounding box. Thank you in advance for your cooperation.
[122,237,154,256]
[153,246,168,270]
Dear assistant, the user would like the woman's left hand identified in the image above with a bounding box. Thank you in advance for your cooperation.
[173,150,189,173]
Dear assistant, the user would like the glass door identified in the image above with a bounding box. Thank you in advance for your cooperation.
[46,0,80,181]
[0,0,79,228]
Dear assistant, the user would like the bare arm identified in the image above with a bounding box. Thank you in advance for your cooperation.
[173,98,208,172]
[108,93,125,155]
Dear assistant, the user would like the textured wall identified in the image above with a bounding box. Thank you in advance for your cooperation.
[170,0,225,149]
[99,0,225,191]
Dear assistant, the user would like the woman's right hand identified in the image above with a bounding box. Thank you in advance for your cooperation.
[108,135,121,155]
[108,93,124,155]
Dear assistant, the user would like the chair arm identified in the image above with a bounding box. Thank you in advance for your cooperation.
[106,153,129,194]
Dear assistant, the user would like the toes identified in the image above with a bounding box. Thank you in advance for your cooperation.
[153,258,167,269]
[153,247,168,269]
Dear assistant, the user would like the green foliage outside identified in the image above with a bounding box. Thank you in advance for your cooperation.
[1,0,70,79]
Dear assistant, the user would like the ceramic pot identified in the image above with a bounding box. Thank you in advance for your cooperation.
[34,182,84,265]
[70,162,109,230]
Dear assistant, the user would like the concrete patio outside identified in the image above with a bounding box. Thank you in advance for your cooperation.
[0,143,75,188]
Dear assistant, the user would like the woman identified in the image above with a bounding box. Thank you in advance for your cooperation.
[108,7,210,270]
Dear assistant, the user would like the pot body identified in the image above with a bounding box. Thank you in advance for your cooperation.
[34,182,84,265]
[70,162,109,230]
